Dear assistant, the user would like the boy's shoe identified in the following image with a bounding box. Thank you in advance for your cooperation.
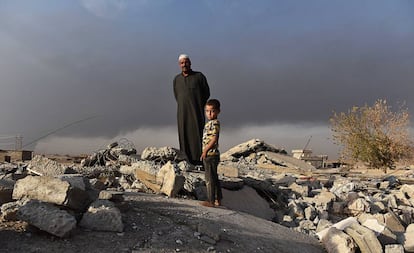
[200,201,215,208]
[214,200,221,207]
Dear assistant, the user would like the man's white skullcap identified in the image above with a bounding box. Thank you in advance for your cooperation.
[178,54,190,61]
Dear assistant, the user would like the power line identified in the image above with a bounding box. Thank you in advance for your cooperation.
[22,116,97,149]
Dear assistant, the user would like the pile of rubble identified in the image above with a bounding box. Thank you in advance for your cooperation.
[1,138,414,253]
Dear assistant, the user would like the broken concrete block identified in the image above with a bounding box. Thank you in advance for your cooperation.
[347,198,370,215]
[156,161,185,197]
[289,182,310,197]
[308,189,336,211]
[384,211,405,233]
[220,139,282,160]
[0,179,14,205]
[141,146,185,162]
[128,161,162,193]
[217,164,239,178]
[400,184,414,199]
[79,199,123,232]
[321,227,356,253]
[332,201,346,214]
[17,200,76,237]
[344,222,383,253]
[317,217,358,240]
[26,155,70,176]
[362,218,397,245]
[12,175,91,211]
[58,174,87,191]
[0,199,27,221]
[384,244,404,253]
[98,190,124,202]
[402,223,414,252]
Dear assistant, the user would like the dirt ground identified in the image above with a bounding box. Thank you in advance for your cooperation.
[0,192,325,253]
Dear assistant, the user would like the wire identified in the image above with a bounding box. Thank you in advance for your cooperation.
[22,115,97,148]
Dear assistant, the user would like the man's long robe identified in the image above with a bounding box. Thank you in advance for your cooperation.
[174,71,210,165]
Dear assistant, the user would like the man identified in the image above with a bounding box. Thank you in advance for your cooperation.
[173,54,210,166]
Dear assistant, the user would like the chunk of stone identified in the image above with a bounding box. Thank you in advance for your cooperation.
[402,223,414,252]
[321,227,356,253]
[384,244,404,253]
[79,199,123,232]
[17,200,76,237]
[26,155,70,176]
[217,164,239,178]
[317,217,358,240]
[1,199,27,221]
[289,182,310,197]
[344,223,383,253]
[0,179,14,205]
[400,184,414,199]
[220,139,283,160]
[384,211,405,233]
[347,198,370,215]
[362,218,397,245]
[305,189,336,211]
[123,161,161,193]
[12,176,91,211]
[156,161,185,197]
[98,190,124,202]
[141,146,185,162]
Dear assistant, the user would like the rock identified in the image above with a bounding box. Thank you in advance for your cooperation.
[26,155,70,176]
[17,199,77,237]
[141,146,185,162]
[317,217,358,241]
[98,190,124,202]
[321,227,356,253]
[362,218,397,245]
[1,199,27,221]
[289,182,310,197]
[79,199,123,232]
[262,151,316,171]
[347,198,370,215]
[124,161,162,193]
[220,139,284,161]
[402,223,414,252]
[344,222,383,253]
[12,175,91,211]
[384,211,405,233]
[220,177,244,190]
[384,244,404,253]
[400,184,414,199]
[217,164,239,178]
[156,161,185,197]
[0,179,14,205]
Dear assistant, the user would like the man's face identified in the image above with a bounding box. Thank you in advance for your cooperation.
[179,58,191,72]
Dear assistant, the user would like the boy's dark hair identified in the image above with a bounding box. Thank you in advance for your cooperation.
[206,99,220,110]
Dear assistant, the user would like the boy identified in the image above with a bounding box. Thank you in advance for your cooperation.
[200,99,222,208]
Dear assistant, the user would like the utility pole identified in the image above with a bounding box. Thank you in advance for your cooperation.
[15,135,22,151]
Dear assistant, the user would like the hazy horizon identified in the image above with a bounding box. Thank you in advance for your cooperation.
[1,1,413,160]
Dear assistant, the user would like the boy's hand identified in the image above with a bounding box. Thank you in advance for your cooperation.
[200,151,207,161]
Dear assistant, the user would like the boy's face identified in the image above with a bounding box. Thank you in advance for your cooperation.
[205,105,219,120]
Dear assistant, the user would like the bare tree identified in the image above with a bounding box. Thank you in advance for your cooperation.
[330,99,412,170]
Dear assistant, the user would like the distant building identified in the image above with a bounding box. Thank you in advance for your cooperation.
[0,149,33,162]
[291,149,327,169]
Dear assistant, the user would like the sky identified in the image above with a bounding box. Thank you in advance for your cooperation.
[1,0,414,159]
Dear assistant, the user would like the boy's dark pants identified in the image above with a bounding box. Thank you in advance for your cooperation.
[203,155,222,203]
